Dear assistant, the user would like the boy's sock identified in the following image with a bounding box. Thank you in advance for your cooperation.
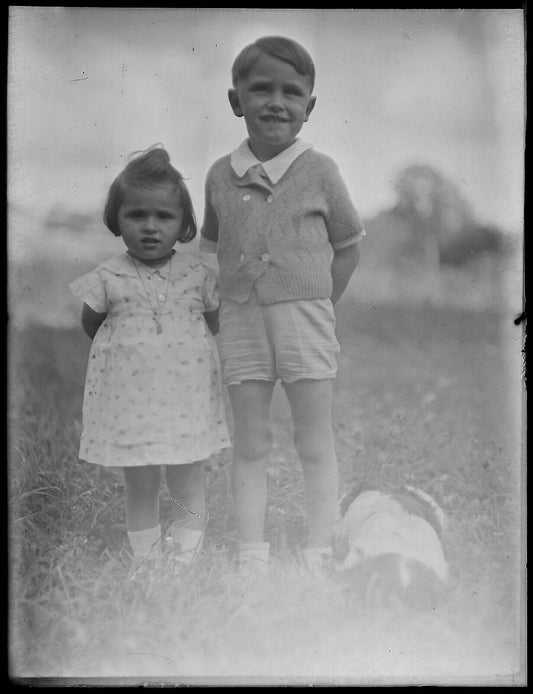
[127,525,162,559]
[302,545,333,575]
[238,542,270,574]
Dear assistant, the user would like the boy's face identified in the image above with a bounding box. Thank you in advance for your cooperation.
[228,52,316,161]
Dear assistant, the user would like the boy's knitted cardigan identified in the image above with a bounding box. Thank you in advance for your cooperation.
[201,148,365,304]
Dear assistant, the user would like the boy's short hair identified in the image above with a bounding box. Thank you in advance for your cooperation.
[103,144,196,242]
[231,36,315,91]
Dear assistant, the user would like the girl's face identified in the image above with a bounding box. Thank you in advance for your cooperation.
[118,183,184,264]
[228,53,316,161]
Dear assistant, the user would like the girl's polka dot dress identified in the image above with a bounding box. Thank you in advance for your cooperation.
[69,251,231,467]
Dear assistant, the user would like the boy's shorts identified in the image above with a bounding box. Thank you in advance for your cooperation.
[219,291,340,386]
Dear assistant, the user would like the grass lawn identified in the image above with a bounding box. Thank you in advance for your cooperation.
[8,298,525,685]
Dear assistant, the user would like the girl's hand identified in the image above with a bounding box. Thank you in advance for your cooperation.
[81,303,107,339]
[204,309,220,336]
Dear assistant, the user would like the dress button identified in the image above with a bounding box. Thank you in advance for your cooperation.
[242,194,251,201]
[239,253,245,262]
[261,253,270,262]
[158,294,166,302]
[266,195,274,203]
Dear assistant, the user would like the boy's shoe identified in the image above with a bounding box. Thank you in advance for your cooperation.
[229,555,270,597]
[236,554,270,579]
[300,546,334,579]
[235,542,270,583]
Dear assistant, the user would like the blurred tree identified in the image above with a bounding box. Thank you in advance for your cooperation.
[43,205,97,233]
[364,163,511,269]
[438,223,510,266]
[394,164,511,267]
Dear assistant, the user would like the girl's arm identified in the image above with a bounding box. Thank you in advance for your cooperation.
[331,243,360,305]
[204,309,220,336]
[81,303,107,339]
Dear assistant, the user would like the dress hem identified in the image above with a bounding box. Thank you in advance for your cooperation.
[78,443,232,468]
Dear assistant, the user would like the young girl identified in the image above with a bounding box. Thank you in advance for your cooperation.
[69,145,230,577]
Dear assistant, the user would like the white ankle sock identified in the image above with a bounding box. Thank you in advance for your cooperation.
[127,525,162,558]
[239,542,270,564]
[170,527,204,555]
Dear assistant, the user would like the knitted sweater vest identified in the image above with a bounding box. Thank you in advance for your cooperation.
[201,148,364,304]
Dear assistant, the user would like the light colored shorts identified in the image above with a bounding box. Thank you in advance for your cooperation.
[219,291,340,386]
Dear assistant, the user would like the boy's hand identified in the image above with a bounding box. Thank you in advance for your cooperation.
[331,243,360,304]
[204,309,220,336]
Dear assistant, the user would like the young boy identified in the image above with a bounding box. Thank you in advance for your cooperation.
[200,36,365,576]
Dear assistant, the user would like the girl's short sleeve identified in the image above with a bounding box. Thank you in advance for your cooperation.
[68,268,107,313]
[200,164,220,245]
[201,264,220,312]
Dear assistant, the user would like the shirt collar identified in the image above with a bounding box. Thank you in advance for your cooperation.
[99,250,200,278]
[230,138,313,184]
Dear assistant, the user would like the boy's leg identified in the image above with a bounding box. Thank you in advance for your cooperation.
[123,466,163,559]
[284,379,339,550]
[228,380,275,544]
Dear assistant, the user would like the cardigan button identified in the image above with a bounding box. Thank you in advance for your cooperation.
[239,253,245,262]
[242,194,251,201]
[261,253,270,262]
[266,195,274,203]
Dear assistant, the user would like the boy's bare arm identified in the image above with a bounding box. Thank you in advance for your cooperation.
[81,303,107,339]
[331,243,360,304]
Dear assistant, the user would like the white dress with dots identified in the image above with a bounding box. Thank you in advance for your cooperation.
[69,250,231,467]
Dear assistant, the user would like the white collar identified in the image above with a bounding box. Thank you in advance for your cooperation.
[99,250,202,277]
[230,139,313,184]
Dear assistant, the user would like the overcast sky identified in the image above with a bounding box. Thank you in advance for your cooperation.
[8,7,525,233]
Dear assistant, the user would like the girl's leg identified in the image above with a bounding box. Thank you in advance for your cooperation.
[284,379,339,550]
[165,461,206,532]
[123,465,163,558]
[228,380,275,544]
[124,465,163,531]
[165,462,206,562]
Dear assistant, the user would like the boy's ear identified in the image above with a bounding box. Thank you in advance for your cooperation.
[304,95,316,122]
[228,89,243,117]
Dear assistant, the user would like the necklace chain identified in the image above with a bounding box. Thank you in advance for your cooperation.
[130,255,172,334]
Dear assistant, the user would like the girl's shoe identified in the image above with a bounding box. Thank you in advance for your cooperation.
[127,554,158,586]
[163,534,203,576]
[165,549,196,576]
[126,547,166,596]
[165,526,204,575]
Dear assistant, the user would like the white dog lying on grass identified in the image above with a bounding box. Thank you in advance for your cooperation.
[335,485,450,612]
